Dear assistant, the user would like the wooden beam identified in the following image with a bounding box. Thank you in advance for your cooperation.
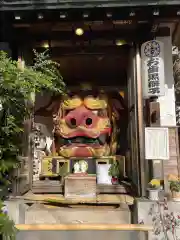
[12,29,147,42]
[15,224,153,231]
[11,26,170,47]
[34,46,130,56]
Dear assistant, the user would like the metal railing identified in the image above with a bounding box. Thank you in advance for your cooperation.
[15,224,152,240]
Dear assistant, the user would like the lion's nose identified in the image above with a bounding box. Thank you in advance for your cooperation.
[66,116,79,128]
[65,106,97,128]
[67,116,94,128]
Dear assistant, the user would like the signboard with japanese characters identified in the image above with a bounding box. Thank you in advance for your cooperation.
[141,40,165,98]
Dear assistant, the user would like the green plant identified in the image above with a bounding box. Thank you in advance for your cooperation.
[168,175,180,192]
[169,181,180,192]
[0,201,17,240]
[0,49,65,240]
[108,161,120,177]
[32,49,66,94]
[0,49,66,183]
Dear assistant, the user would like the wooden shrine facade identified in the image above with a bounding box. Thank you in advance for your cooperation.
[0,0,180,200]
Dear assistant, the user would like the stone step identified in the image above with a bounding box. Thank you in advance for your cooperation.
[16,229,143,240]
[25,203,131,224]
[5,200,131,225]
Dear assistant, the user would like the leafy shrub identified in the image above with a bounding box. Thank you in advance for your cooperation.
[0,50,65,180]
[0,50,66,239]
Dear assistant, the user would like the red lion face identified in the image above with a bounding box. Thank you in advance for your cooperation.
[35,90,127,158]
[53,95,111,157]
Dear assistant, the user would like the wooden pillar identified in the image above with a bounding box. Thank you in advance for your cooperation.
[135,44,147,197]
[163,127,180,194]
[127,46,141,195]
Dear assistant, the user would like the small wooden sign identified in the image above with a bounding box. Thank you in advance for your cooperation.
[149,102,160,126]
[64,174,96,200]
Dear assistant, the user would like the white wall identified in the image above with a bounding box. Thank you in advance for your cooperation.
[157,36,176,126]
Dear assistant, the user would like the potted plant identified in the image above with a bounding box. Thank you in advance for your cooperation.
[147,179,161,201]
[108,161,120,185]
[168,174,180,201]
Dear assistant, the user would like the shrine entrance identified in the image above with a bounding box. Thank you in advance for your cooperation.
[12,16,151,205]
[33,48,132,199]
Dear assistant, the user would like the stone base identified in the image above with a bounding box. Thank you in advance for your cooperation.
[64,174,96,200]
[134,198,180,240]
[16,230,143,240]
[5,200,131,224]
[32,180,128,194]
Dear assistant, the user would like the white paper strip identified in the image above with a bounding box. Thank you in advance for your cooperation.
[96,164,112,185]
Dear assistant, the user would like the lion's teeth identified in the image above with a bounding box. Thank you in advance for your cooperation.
[98,134,106,145]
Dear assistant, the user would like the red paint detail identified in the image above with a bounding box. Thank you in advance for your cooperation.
[74,147,92,157]
[61,145,105,157]
[65,143,101,148]
[61,128,111,139]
